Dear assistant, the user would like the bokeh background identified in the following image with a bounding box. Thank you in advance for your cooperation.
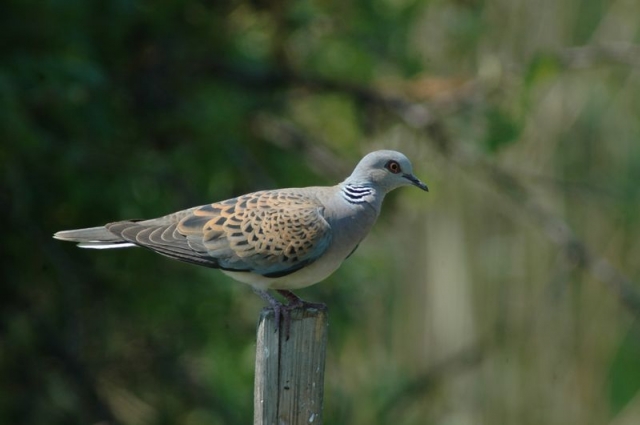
[3,0,640,424]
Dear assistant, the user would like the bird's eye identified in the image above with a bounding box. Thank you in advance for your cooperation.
[385,160,401,174]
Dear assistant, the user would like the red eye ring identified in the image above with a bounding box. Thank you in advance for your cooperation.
[385,160,401,174]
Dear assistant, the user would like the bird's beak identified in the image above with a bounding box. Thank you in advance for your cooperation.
[403,173,429,192]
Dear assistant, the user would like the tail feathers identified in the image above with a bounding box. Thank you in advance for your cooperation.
[53,226,136,249]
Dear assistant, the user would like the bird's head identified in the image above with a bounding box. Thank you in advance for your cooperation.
[347,150,428,193]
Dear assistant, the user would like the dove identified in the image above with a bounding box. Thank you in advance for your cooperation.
[54,150,428,332]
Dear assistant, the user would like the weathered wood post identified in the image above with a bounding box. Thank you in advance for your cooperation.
[254,305,328,425]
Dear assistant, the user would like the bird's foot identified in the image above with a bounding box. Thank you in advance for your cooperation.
[276,289,326,311]
[276,290,326,339]
[253,289,326,340]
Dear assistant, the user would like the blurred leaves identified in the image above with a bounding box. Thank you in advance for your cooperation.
[483,106,521,152]
[608,323,640,417]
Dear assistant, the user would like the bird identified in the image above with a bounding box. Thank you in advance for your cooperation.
[54,150,428,333]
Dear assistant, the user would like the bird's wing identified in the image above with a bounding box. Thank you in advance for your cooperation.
[106,190,333,277]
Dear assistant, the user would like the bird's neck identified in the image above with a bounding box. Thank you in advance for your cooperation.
[339,182,383,210]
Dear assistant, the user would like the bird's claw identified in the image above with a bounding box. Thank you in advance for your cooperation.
[253,289,325,340]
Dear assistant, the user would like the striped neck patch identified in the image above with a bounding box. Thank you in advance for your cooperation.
[341,184,375,204]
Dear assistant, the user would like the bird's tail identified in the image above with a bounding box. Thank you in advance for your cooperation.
[53,226,136,249]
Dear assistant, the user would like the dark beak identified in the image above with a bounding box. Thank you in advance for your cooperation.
[403,173,429,192]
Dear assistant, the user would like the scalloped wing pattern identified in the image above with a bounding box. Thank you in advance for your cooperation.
[106,190,332,277]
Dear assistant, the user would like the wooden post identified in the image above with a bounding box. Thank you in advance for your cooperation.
[254,305,328,425]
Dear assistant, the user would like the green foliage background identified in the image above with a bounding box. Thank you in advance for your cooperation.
[2,0,640,424]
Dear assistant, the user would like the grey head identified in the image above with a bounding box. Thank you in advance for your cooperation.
[344,150,428,193]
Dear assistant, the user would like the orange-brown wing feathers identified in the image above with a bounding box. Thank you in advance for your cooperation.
[177,190,332,276]
[104,190,332,277]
